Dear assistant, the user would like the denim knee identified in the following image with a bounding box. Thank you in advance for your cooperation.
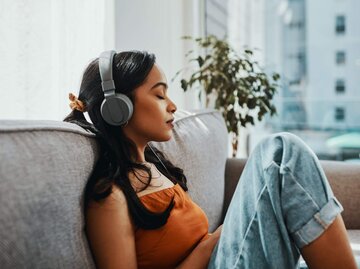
[253,132,317,171]
[270,133,343,248]
[257,132,344,248]
[207,132,344,269]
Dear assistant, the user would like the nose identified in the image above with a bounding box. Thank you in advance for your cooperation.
[168,99,177,114]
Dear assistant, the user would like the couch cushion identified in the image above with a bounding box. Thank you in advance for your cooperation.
[152,109,228,232]
[0,120,98,268]
[348,230,360,257]
[0,108,228,267]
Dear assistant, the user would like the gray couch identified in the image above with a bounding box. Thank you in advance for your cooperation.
[0,109,359,268]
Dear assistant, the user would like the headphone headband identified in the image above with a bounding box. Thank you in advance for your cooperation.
[99,50,116,97]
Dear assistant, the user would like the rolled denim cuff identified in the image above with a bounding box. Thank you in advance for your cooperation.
[291,196,344,248]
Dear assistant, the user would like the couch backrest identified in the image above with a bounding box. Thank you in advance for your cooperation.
[0,109,228,268]
[0,120,98,268]
[151,109,228,231]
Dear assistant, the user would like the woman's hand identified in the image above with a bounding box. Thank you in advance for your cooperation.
[202,224,223,254]
[175,224,223,269]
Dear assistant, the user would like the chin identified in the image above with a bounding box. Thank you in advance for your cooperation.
[162,134,173,141]
[153,132,173,142]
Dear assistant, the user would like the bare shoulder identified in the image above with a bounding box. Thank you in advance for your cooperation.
[86,184,129,213]
[85,183,137,269]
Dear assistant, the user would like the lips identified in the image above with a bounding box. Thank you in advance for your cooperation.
[166,118,174,128]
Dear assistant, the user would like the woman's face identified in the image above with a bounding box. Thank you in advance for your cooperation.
[122,63,177,147]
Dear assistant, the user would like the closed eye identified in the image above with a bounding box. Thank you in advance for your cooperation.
[156,95,165,100]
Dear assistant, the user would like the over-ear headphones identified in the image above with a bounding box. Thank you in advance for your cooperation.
[98,50,172,177]
[99,50,133,126]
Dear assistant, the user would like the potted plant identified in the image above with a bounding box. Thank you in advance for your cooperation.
[174,35,280,157]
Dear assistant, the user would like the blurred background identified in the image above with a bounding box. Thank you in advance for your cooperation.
[0,0,359,161]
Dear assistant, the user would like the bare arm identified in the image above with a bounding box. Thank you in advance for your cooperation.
[300,215,357,269]
[175,225,222,269]
[85,185,137,269]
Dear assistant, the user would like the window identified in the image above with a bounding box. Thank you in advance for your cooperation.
[230,0,360,161]
[336,51,346,65]
[335,15,346,34]
[289,21,304,29]
[335,107,345,121]
[335,79,346,93]
[0,1,111,120]
[205,0,228,38]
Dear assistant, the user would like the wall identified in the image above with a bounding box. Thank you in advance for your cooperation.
[0,0,114,120]
[114,0,206,110]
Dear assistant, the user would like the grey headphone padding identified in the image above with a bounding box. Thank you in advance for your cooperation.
[100,95,133,126]
[99,50,133,126]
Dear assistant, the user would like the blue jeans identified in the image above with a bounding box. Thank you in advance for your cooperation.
[207,132,345,269]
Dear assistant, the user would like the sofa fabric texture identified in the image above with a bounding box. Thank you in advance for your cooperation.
[0,109,227,268]
[0,121,98,268]
[0,108,358,268]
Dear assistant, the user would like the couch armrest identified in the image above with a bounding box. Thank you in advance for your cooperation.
[319,160,360,229]
[222,158,360,229]
[221,158,247,222]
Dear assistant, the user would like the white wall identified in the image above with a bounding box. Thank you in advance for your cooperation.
[0,0,205,120]
[0,0,115,120]
[114,0,205,111]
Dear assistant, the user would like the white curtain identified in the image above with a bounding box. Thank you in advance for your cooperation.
[0,0,114,120]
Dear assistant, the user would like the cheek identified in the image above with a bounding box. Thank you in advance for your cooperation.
[132,98,151,118]
[133,99,164,121]
[130,101,164,130]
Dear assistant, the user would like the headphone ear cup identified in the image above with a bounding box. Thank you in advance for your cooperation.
[100,93,133,126]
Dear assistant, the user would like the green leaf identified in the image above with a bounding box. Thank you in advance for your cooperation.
[180,79,188,91]
[247,98,257,109]
[272,73,280,81]
[198,90,202,102]
[185,50,194,58]
[182,35,192,40]
[245,115,255,125]
[197,56,204,67]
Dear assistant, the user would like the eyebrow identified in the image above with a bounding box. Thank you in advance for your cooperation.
[150,82,168,92]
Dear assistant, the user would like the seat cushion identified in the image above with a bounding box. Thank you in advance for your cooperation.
[348,230,360,257]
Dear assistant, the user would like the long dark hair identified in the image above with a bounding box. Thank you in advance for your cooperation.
[63,51,187,229]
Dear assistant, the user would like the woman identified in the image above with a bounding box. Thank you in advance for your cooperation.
[64,50,357,269]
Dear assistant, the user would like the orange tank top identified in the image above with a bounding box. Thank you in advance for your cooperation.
[135,183,210,269]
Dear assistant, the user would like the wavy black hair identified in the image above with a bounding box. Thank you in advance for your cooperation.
[63,51,187,229]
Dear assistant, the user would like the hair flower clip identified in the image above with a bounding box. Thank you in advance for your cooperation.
[69,93,86,112]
